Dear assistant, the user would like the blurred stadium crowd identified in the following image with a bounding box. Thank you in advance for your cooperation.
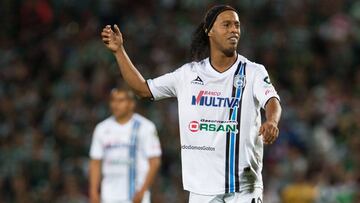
[1,0,360,202]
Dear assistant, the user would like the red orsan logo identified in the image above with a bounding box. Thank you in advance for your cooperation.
[188,121,199,132]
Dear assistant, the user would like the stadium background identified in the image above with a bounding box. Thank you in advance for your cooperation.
[1,0,359,202]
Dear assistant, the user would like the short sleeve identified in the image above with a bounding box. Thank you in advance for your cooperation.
[253,66,280,109]
[89,125,103,160]
[140,124,162,158]
[146,67,183,100]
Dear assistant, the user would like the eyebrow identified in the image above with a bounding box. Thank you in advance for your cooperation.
[221,20,240,24]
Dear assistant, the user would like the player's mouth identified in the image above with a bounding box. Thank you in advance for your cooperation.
[228,36,239,44]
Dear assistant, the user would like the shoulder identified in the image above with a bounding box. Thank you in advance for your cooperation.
[92,117,114,138]
[133,113,156,130]
[238,55,265,71]
[178,58,208,73]
[95,116,115,130]
[188,58,208,69]
[239,55,267,78]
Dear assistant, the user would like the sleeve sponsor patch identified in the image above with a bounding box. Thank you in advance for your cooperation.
[263,76,271,85]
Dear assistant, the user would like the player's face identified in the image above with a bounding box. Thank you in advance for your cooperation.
[110,91,135,119]
[208,10,240,56]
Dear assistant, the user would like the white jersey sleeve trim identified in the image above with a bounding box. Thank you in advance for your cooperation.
[253,65,280,109]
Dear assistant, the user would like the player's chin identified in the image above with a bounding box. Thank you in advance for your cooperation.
[112,111,124,118]
[223,47,237,57]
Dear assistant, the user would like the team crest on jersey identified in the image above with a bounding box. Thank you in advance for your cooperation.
[233,75,246,88]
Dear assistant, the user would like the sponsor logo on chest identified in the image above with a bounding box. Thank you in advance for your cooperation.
[191,90,239,109]
[188,119,238,133]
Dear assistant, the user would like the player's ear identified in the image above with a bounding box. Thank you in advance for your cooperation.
[207,29,213,37]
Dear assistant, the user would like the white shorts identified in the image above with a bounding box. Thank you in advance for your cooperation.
[189,188,263,203]
[102,191,151,203]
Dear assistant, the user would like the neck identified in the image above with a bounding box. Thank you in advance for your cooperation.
[210,49,237,73]
[115,113,133,124]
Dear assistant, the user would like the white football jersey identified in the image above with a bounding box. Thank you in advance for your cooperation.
[89,113,161,202]
[147,54,280,195]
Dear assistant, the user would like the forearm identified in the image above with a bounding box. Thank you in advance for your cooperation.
[265,97,282,124]
[113,47,152,98]
[139,157,161,192]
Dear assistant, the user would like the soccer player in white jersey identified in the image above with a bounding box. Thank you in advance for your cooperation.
[89,88,161,203]
[101,4,282,203]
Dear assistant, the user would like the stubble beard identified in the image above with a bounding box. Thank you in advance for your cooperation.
[223,46,237,57]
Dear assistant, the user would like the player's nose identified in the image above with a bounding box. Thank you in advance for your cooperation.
[229,25,239,34]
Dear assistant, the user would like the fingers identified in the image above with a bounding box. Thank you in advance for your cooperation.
[101,31,110,38]
[102,25,112,35]
[261,125,279,145]
[105,25,113,32]
[114,24,121,35]
[264,132,276,144]
[101,25,113,44]
[101,25,114,36]
[264,129,273,144]
[101,24,121,43]
[263,132,272,144]
[259,125,265,135]
[101,33,110,44]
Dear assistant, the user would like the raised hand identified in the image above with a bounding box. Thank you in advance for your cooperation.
[101,24,123,52]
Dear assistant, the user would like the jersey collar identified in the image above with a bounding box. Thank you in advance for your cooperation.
[206,54,241,77]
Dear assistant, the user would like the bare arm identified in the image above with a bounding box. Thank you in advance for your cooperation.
[101,25,152,98]
[89,159,102,203]
[259,97,282,144]
[133,157,161,203]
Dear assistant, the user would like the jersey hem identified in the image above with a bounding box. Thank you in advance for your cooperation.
[89,155,102,160]
[239,184,264,192]
[101,190,151,202]
[184,184,263,195]
[146,153,162,158]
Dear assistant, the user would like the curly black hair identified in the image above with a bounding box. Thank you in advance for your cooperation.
[190,22,210,62]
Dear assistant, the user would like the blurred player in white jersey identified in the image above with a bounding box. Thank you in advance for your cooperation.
[89,88,161,203]
[101,4,281,203]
